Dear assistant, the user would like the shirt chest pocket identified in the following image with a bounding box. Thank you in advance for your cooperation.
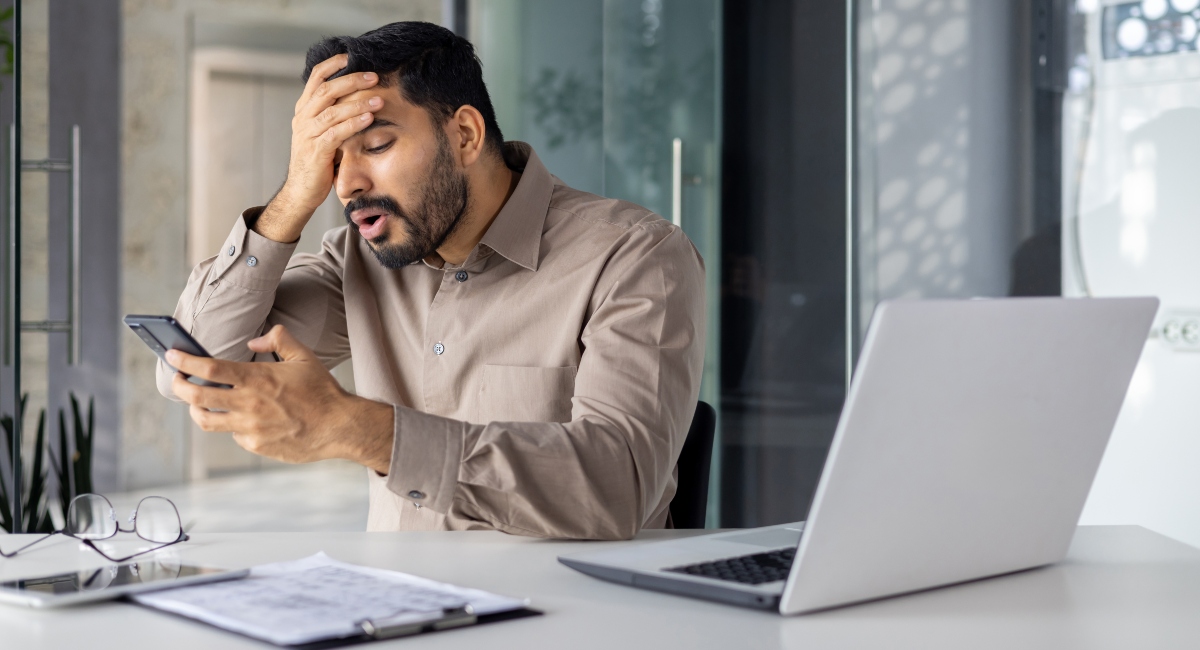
[476,365,578,424]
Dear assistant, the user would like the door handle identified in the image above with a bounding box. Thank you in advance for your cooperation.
[4,124,14,366]
[70,125,81,365]
[671,138,702,230]
[672,137,683,227]
[5,125,83,365]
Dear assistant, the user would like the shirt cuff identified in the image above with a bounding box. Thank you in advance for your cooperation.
[209,207,298,291]
[385,406,465,513]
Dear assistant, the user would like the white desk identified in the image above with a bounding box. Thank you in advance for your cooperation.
[0,525,1198,649]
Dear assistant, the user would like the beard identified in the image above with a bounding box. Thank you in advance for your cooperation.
[343,130,470,269]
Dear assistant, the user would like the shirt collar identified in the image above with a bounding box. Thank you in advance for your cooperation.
[478,142,553,272]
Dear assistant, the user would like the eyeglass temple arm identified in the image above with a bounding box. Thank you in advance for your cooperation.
[81,533,189,564]
[0,530,63,558]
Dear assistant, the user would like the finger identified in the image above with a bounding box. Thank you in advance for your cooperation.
[296,54,349,113]
[172,372,200,405]
[231,432,270,457]
[177,377,240,412]
[248,324,319,363]
[303,95,384,139]
[164,350,243,385]
[189,404,234,433]
[173,371,239,410]
[310,112,375,156]
[298,71,379,120]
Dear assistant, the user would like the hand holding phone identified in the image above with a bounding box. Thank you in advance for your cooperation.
[124,315,232,389]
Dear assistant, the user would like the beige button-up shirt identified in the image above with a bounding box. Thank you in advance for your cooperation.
[158,143,706,539]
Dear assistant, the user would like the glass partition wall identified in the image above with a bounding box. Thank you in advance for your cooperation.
[853,0,1036,327]
[717,1,850,527]
[2,0,123,533]
[469,0,723,522]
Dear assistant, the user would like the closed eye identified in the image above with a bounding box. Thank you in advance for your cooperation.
[366,140,394,154]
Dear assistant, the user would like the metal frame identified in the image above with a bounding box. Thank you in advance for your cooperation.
[6,0,22,535]
[6,124,82,364]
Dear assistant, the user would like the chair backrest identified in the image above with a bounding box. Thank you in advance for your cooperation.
[669,401,716,529]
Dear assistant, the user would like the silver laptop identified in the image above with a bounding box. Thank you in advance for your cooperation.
[559,297,1158,614]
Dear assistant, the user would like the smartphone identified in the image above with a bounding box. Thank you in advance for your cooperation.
[124,315,232,388]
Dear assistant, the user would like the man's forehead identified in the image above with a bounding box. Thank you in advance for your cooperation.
[339,84,414,115]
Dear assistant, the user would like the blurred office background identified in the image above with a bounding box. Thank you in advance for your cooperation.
[1,0,1197,548]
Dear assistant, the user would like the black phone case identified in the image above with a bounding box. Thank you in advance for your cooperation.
[123,315,232,388]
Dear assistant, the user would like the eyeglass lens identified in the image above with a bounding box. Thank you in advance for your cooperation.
[67,494,117,540]
[135,497,182,544]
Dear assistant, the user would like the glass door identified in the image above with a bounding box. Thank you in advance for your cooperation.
[601,0,722,523]
[601,0,721,412]
[3,0,122,534]
[470,0,722,523]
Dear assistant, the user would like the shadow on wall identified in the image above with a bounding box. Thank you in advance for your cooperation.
[869,0,973,299]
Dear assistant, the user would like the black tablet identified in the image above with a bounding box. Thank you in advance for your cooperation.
[0,562,247,608]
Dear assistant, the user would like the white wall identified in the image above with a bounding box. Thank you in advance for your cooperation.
[1067,3,1200,549]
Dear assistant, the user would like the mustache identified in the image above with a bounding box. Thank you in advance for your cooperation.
[343,195,405,227]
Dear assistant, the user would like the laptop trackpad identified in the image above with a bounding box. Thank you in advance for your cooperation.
[718,528,803,548]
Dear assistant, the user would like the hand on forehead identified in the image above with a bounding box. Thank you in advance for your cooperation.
[336,84,390,107]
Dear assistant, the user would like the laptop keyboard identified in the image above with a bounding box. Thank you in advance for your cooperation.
[664,547,796,585]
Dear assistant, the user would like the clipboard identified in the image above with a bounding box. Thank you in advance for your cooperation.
[131,553,541,647]
[140,603,543,648]
[295,607,543,649]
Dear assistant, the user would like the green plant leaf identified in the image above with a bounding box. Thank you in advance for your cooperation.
[70,393,91,495]
[0,486,10,533]
[23,410,47,527]
[0,395,55,533]
[84,396,94,495]
[51,408,71,519]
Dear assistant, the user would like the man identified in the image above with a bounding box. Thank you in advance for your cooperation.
[158,22,705,540]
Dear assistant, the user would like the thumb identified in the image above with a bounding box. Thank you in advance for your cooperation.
[247,325,316,362]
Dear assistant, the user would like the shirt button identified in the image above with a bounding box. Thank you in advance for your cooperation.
[408,490,425,500]
[455,270,468,282]
[227,245,236,256]
[246,256,258,267]
[433,342,445,355]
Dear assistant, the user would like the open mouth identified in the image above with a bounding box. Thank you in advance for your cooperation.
[351,209,390,240]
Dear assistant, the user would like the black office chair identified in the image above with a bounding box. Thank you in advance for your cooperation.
[669,401,716,529]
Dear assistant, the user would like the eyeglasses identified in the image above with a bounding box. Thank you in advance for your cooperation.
[0,493,189,563]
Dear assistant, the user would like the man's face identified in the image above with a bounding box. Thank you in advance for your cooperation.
[334,82,469,268]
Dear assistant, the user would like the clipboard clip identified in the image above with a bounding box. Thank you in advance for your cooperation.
[359,605,477,640]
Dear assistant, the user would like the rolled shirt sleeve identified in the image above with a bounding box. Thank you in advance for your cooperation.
[156,209,351,400]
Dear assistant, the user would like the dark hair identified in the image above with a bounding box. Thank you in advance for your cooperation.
[304,22,504,156]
